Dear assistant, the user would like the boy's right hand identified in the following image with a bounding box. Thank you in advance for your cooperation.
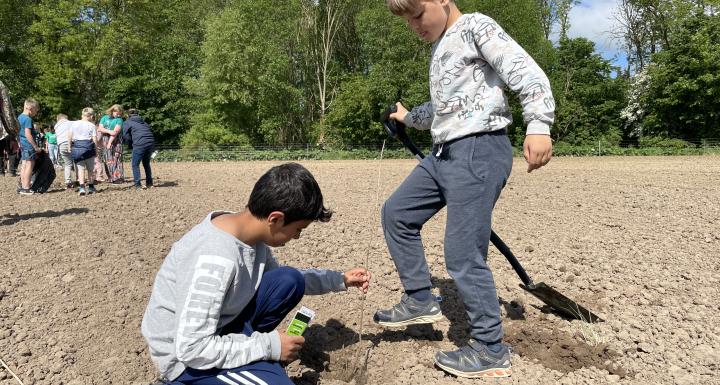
[389,102,408,123]
[279,333,305,362]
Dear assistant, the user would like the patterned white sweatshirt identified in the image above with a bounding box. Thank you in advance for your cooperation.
[404,13,555,144]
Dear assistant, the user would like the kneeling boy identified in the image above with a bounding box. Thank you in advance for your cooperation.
[142,163,371,385]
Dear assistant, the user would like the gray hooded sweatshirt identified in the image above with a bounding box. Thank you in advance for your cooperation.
[141,212,347,380]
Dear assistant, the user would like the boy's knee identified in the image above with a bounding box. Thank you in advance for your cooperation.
[269,266,305,297]
[382,197,400,223]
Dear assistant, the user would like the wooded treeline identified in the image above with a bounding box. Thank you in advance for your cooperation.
[1,0,718,147]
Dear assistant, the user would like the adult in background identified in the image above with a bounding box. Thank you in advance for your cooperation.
[97,104,125,183]
[70,107,99,195]
[55,113,76,189]
[123,108,155,189]
[0,79,20,177]
[18,99,42,195]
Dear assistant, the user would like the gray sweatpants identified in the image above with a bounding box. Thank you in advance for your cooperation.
[381,130,512,344]
[58,142,75,184]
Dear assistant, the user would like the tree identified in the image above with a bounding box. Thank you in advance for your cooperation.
[98,0,223,144]
[549,38,626,144]
[612,0,697,74]
[642,11,720,139]
[185,0,307,146]
[0,0,36,106]
[299,0,360,143]
[29,0,107,116]
[323,0,429,145]
[619,68,651,139]
[535,0,578,40]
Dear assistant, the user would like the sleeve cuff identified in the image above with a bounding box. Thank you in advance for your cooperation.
[401,112,414,128]
[526,121,551,135]
[330,270,347,292]
[268,330,282,361]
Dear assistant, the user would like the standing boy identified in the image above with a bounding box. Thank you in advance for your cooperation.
[54,113,76,189]
[142,163,371,385]
[374,0,555,378]
[17,98,42,195]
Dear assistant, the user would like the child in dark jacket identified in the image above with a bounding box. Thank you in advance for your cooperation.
[122,108,156,189]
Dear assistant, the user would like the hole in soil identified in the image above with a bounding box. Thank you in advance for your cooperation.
[322,341,372,384]
[505,318,631,378]
[297,319,443,384]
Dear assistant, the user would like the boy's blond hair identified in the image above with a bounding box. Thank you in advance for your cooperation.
[24,98,38,109]
[81,107,95,118]
[387,0,430,15]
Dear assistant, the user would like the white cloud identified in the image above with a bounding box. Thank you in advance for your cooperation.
[552,0,626,65]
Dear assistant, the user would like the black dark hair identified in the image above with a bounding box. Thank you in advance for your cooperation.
[247,163,332,224]
[127,108,138,115]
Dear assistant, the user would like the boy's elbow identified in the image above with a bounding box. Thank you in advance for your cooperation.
[175,340,202,363]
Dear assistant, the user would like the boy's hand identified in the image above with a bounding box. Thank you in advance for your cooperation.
[279,333,305,362]
[523,134,553,173]
[389,102,408,123]
[344,268,371,294]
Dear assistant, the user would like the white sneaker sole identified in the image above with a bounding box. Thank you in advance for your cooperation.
[376,312,445,327]
[435,360,512,378]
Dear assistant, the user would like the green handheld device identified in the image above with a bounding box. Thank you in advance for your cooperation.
[286,306,315,336]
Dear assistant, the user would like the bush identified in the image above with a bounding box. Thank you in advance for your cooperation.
[639,136,692,149]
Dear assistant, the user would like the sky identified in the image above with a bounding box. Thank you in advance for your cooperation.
[562,0,629,69]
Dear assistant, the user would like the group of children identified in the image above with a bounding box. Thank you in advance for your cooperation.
[51,105,127,195]
[8,100,156,195]
[141,0,556,384]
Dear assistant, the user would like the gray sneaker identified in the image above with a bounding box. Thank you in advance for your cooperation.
[434,340,512,378]
[373,294,444,327]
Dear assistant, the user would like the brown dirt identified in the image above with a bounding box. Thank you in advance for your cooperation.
[1,156,719,385]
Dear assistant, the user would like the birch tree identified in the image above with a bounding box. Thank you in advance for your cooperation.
[300,0,356,143]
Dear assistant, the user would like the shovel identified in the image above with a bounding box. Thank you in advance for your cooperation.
[381,105,603,323]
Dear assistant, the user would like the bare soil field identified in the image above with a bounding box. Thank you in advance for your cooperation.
[1,156,719,385]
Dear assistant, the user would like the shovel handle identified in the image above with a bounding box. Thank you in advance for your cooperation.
[382,105,425,159]
[490,230,534,287]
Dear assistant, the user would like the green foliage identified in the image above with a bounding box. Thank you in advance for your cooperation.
[0,0,35,106]
[324,1,429,145]
[639,136,693,149]
[154,146,418,162]
[190,0,306,146]
[550,38,626,146]
[7,0,717,151]
[643,11,720,139]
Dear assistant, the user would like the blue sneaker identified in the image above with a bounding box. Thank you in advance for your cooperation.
[434,340,512,378]
[78,187,86,196]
